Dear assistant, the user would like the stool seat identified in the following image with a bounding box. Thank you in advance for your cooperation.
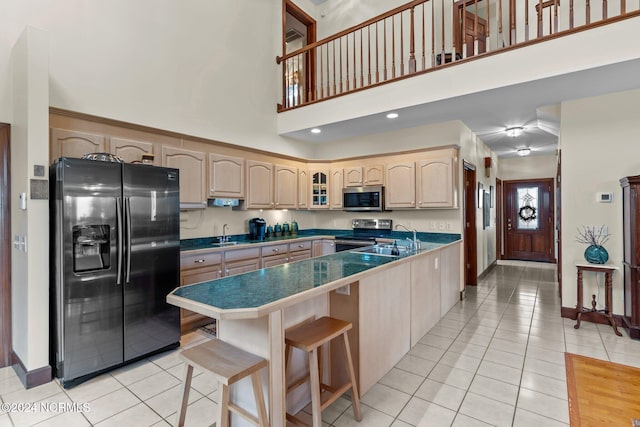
[285,316,352,351]
[177,339,269,427]
[179,339,268,385]
[285,316,361,426]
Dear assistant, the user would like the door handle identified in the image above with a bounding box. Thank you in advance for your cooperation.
[125,197,132,283]
[116,197,123,285]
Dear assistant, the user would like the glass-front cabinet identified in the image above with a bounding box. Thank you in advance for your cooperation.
[310,170,329,209]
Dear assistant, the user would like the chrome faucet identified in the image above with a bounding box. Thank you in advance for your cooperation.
[395,224,418,250]
[221,224,229,243]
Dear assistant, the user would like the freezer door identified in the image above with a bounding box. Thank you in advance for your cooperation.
[50,158,124,384]
[122,164,180,361]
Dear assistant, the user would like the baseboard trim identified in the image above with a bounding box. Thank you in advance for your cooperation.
[11,350,52,389]
[478,260,497,281]
[560,306,625,327]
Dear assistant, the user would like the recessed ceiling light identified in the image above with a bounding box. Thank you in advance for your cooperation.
[506,126,524,137]
[310,128,321,134]
[386,112,399,119]
[517,148,531,156]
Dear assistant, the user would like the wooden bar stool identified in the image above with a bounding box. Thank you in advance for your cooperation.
[285,316,362,426]
[177,339,269,427]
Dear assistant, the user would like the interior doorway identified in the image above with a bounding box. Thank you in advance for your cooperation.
[503,178,555,263]
[283,0,316,106]
[464,162,478,286]
[0,123,11,367]
[496,178,503,261]
[454,0,488,58]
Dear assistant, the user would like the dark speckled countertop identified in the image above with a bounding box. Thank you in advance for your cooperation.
[168,239,457,318]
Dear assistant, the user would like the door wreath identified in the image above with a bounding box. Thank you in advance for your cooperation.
[518,205,537,222]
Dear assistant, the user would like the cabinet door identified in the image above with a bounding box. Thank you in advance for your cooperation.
[110,137,154,164]
[322,240,336,255]
[162,146,207,208]
[330,169,344,209]
[247,160,274,209]
[310,171,329,209]
[417,156,455,208]
[410,253,440,346]
[262,254,290,268]
[344,167,363,187]
[275,165,298,209]
[289,250,311,262]
[209,154,245,198]
[385,162,416,209]
[440,243,461,314]
[50,128,106,161]
[298,169,309,209]
[225,258,260,277]
[180,267,221,332]
[364,164,385,186]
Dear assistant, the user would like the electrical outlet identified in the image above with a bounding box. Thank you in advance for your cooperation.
[438,223,445,230]
[446,222,452,231]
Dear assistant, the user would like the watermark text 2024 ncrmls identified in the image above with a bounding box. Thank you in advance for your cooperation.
[1,402,90,413]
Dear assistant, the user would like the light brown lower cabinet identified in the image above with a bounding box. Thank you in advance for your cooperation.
[179,252,223,333]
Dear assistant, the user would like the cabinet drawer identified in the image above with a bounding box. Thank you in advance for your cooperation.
[261,243,289,256]
[289,240,312,252]
[180,252,223,270]
[224,247,260,262]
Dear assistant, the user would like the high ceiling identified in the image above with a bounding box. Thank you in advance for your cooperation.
[281,58,640,158]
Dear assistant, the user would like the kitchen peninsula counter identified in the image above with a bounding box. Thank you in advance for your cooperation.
[167,239,462,427]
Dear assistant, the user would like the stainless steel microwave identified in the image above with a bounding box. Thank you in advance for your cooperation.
[342,186,385,212]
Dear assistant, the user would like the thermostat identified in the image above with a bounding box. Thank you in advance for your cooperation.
[597,192,613,203]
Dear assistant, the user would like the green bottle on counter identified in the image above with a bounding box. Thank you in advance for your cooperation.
[291,220,299,235]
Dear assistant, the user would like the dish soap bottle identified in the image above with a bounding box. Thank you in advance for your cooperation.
[391,240,400,256]
[291,220,299,235]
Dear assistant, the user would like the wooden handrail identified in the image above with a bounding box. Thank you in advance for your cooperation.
[278,0,640,111]
[276,0,427,64]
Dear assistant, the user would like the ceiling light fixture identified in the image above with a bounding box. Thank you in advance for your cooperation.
[505,126,524,138]
[310,128,321,134]
[386,112,399,119]
[517,148,531,157]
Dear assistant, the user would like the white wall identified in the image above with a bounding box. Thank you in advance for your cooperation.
[560,88,640,314]
[11,27,50,371]
[498,154,557,181]
[0,0,315,159]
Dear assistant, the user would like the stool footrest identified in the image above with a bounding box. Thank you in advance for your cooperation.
[287,374,310,393]
[286,413,309,426]
[228,402,261,426]
[320,383,352,411]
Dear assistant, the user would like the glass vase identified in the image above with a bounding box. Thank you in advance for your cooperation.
[584,245,609,264]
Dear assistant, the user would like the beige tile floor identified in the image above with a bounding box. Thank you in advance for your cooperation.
[2,262,640,426]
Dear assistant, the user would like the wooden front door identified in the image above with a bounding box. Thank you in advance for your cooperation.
[504,179,555,263]
[454,1,487,57]
[0,123,11,367]
[464,163,478,286]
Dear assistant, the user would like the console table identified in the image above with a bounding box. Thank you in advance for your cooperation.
[574,263,622,336]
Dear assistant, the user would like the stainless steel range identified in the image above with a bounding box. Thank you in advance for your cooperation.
[334,219,392,252]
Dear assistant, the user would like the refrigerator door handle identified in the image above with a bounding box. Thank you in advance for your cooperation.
[125,197,132,284]
[116,197,123,285]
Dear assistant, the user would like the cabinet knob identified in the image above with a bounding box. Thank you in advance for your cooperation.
[225,269,229,274]
[411,201,415,205]
[273,248,279,252]
[298,244,304,248]
[194,259,205,264]
[218,270,223,275]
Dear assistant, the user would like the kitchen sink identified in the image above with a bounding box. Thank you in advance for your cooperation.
[350,244,410,257]
[210,241,239,247]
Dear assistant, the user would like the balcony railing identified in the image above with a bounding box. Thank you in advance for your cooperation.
[276,0,640,111]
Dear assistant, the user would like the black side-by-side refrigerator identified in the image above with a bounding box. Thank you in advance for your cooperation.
[50,157,181,387]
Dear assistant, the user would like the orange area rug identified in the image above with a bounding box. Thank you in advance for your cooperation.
[565,352,640,426]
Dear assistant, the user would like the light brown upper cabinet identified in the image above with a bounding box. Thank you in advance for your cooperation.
[345,165,385,187]
[246,160,274,209]
[310,170,330,209]
[416,152,457,208]
[330,169,344,209]
[209,154,245,199]
[298,169,309,209]
[110,137,154,164]
[386,148,458,209]
[385,162,416,209]
[50,128,106,161]
[274,165,298,209]
[162,146,207,209]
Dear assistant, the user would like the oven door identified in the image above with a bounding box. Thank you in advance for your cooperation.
[334,239,375,252]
